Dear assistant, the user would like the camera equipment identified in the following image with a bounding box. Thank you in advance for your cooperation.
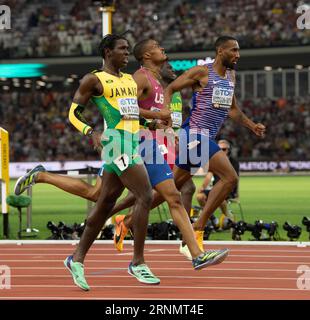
[46,221,86,240]
[229,220,279,241]
[97,224,114,240]
[283,222,302,241]
[46,221,62,240]
[204,222,215,240]
[228,220,247,240]
[255,220,279,240]
[302,217,310,239]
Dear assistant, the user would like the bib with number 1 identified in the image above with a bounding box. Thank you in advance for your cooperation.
[212,86,234,109]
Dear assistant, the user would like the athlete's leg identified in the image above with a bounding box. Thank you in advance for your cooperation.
[153,179,202,258]
[73,171,124,263]
[196,191,207,208]
[180,178,196,216]
[36,172,102,202]
[219,200,229,216]
[122,177,202,258]
[193,151,238,231]
[118,164,153,265]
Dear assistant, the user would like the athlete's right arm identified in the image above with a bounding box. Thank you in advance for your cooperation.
[164,66,208,107]
[68,73,103,150]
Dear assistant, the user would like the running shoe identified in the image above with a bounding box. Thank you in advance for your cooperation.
[14,164,46,195]
[114,215,129,252]
[64,255,90,291]
[179,243,192,260]
[128,262,160,285]
[192,249,229,270]
[195,230,205,252]
[179,230,205,260]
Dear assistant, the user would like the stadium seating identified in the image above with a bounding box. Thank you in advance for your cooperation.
[1,0,309,58]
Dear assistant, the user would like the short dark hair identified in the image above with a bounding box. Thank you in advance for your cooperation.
[133,39,152,63]
[214,36,237,53]
[98,33,128,58]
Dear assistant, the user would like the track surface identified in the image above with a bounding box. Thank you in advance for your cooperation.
[0,243,310,300]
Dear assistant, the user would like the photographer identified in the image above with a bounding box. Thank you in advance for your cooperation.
[196,140,240,224]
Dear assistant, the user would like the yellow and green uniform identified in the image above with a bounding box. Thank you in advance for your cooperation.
[91,70,143,176]
[170,92,183,131]
[69,70,143,176]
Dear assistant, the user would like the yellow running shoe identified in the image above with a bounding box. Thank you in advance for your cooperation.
[195,230,204,252]
[114,215,129,252]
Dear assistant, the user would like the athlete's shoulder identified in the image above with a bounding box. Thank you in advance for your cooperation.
[79,72,100,86]
[121,72,136,81]
[133,68,146,79]
[185,65,208,78]
[132,68,150,88]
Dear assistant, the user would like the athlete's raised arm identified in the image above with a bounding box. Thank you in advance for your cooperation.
[164,66,208,107]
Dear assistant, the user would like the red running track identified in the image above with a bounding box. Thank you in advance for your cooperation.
[0,243,310,300]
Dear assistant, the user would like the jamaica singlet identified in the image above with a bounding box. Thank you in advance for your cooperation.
[91,70,142,176]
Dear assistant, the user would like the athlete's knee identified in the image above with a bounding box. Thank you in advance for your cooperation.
[87,186,101,202]
[223,171,238,189]
[166,190,183,209]
[181,179,196,196]
[135,188,153,209]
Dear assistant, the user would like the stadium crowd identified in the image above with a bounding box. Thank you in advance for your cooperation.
[1,89,309,162]
[1,0,309,58]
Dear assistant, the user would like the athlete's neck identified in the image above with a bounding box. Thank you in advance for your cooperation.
[212,59,227,78]
[102,62,122,77]
[142,62,162,80]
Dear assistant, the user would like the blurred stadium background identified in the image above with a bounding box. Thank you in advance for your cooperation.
[1,0,310,241]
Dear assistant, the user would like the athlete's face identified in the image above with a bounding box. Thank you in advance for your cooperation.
[220,40,240,69]
[145,40,167,63]
[161,62,177,83]
[107,39,130,68]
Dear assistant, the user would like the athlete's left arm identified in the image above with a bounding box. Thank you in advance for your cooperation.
[229,95,266,138]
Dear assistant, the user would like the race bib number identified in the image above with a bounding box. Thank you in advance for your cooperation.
[171,112,182,128]
[158,144,168,155]
[113,153,129,172]
[212,86,234,108]
[150,106,161,112]
[118,98,139,120]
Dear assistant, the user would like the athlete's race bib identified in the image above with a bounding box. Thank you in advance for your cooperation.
[118,98,139,120]
[171,112,182,128]
[113,153,129,172]
[212,86,234,108]
[150,106,161,112]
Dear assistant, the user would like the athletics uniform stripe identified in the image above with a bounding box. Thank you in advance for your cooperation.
[189,63,235,139]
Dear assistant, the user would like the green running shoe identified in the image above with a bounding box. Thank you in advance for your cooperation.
[128,262,160,285]
[14,165,46,195]
[64,255,90,291]
[192,249,229,270]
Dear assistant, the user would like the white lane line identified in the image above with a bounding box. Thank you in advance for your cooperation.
[8,266,301,272]
[1,259,309,265]
[9,274,300,281]
[1,253,309,258]
[2,284,307,292]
